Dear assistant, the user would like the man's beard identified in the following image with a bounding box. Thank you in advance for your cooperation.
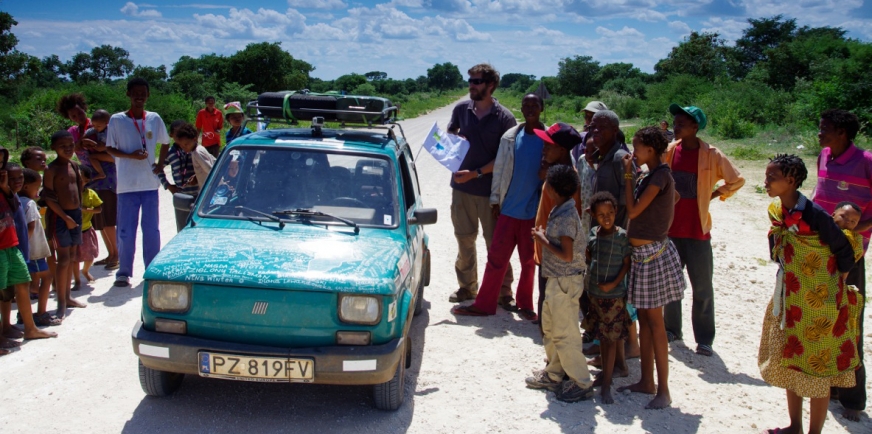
[469,88,484,101]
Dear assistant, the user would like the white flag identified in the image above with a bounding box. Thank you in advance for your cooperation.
[422,122,469,173]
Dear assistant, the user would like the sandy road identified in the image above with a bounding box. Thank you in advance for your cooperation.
[1,99,870,433]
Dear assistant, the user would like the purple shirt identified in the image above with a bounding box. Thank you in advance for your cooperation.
[447,99,517,197]
[812,143,872,250]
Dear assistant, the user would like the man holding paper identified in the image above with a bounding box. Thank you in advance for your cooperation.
[446,63,518,306]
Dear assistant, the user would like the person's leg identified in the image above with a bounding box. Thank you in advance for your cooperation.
[0,300,21,341]
[626,302,641,358]
[618,308,657,395]
[103,226,118,264]
[115,192,140,283]
[780,389,804,434]
[72,256,81,290]
[685,238,715,350]
[514,218,537,313]
[54,246,71,316]
[663,237,688,341]
[469,215,518,314]
[450,189,481,299]
[35,268,50,316]
[837,257,865,420]
[598,339,617,404]
[808,396,829,434]
[547,274,592,388]
[82,260,94,281]
[480,196,514,299]
[541,279,562,381]
[14,283,55,339]
[644,306,672,409]
[140,190,161,268]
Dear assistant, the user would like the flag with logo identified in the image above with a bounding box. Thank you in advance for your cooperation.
[422,122,469,173]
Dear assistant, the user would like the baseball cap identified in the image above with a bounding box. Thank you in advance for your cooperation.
[669,103,707,130]
[224,101,245,120]
[583,101,608,113]
[534,123,583,151]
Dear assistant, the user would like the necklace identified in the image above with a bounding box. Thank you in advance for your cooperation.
[594,227,617,284]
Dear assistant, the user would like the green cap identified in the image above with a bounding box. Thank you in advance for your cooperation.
[669,103,707,130]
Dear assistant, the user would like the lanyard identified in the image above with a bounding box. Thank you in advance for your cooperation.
[128,110,147,150]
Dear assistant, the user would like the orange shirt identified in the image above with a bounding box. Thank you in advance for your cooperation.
[195,108,224,147]
[533,179,583,265]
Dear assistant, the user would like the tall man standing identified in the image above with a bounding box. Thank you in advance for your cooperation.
[812,109,870,422]
[447,63,517,306]
[105,78,170,287]
[662,104,744,358]
[196,95,224,158]
[588,110,631,228]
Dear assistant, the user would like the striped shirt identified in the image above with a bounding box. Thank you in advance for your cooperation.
[157,144,199,196]
[812,143,872,251]
[586,226,632,298]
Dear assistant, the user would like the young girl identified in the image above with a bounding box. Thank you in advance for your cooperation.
[758,154,862,434]
[224,101,253,144]
[616,126,686,409]
[74,165,102,289]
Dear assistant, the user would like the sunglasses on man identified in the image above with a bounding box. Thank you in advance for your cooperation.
[467,78,489,85]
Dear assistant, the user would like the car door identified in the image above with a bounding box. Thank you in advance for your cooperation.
[398,149,424,297]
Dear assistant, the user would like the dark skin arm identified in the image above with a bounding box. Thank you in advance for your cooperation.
[532,225,574,262]
[598,256,631,293]
[622,154,662,220]
[83,203,102,214]
[42,167,78,230]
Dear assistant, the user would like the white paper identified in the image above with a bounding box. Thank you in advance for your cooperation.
[422,122,469,173]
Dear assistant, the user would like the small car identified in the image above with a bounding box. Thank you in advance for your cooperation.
[131,97,435,410]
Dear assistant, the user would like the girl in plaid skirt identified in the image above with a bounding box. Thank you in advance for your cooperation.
[616,126,686,409]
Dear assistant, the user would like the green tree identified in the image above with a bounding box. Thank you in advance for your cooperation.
[30,54,66,88]
[365,71,387,81]
[729,15,797,79]
[66,52,94,83]
[759,26,849,90]
[557,55,601,96]
[0,12,38,96]
[89,45,134,81]
[500,73,536,90]
[335,73,367,92]
[427,62,462,91]
[131,64,168,91]
[219,81,257,105]
[170,71,215,100]
[654,32,729,81]
[352,82,377,95]
[223,42,314,94]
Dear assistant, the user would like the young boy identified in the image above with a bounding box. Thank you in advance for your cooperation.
[80,109,112,180]
[20,168,57,326]
[584,191,632,404]
[0,161,56,352]
[224,102,252,144]
[105,77,169,287]
[43,130,86,317]
[74,165,102,289]
[526,164,594,403]
[158,120,198,232]
[174,122,215,195]
[196,95,223,158]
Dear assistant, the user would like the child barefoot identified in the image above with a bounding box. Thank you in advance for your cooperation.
[43,130,86,318]
[525,164,595,403]
[20,168,58,326]
[758,154,862,434]
[19,147,55,297]
[584,191,632,404]
[616,126,686,409]
[73,165,102,289]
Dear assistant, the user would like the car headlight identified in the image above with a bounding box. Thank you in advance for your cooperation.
[338,295,381,325]
[148,282,192,313]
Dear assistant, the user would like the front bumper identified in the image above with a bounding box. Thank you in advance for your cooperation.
[131,321,403,385]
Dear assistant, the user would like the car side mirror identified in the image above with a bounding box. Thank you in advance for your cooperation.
[409,208,437,225]
[173,193,195,212]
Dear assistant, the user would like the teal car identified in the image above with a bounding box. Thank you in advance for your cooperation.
[131,104,435,411]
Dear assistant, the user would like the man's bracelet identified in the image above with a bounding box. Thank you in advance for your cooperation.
[624,172,634,180]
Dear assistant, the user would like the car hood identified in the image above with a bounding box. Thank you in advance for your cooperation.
[144,226,409,294]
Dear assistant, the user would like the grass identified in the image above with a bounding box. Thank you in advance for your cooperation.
[395,90,468,119]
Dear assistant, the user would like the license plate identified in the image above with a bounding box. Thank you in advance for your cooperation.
[198,352,314,383]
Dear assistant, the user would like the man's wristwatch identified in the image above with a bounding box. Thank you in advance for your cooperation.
[476,168,483,178]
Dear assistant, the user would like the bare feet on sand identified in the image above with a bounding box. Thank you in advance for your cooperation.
[842,408,862,422]
[645,393,672,409]
[617,380,656,395]
[67,298,87,308]
[24,328,57,340]
[84,272,95,282]
[601,387,615,405]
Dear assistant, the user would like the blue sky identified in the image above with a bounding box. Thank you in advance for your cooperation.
[4,1,872,80]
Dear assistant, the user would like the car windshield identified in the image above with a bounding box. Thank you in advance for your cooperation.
[196,147,398,228]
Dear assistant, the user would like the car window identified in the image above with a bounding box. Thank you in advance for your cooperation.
[398,153,416,212]
[197,147,398,228]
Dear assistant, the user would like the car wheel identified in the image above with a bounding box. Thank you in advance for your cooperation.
[413,281,424,316]
[138,359,184,396]
[372,347,405,410]
[422,247,431,287]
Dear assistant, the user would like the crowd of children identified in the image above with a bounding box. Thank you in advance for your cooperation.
[0,79,244,355]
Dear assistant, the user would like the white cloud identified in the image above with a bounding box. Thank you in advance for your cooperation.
[287,0,347,9]
[701,17,748,42]
[668,20,692,34]
[120,2,162,18]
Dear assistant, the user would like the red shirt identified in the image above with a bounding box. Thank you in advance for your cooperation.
[195,108,224,147]
[0,194,19,250]
[668,145,710,240]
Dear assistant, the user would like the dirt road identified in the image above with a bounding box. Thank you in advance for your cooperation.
[1,100,870,433]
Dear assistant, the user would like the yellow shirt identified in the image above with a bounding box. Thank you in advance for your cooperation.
[81,188,103,231]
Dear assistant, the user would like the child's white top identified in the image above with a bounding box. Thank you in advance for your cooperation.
[25,199,50,260]
[106,110,170,194]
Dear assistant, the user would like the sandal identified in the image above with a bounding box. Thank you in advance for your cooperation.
[695,344,714,357]
[518,309,538,321]
[451,305,490,316]
[105,261,120,270]
[666,331,680,343]
[34,312,62,327]
[498,296,520,312]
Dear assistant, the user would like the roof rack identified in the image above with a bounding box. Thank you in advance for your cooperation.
[243,99,407,145]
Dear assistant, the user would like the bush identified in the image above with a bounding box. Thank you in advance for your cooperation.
[599,91,642,119]
[716,108,756,139]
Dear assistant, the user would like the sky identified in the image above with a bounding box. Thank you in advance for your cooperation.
[4,0,872,81]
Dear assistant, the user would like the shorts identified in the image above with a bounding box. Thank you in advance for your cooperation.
[76,228,99,262]
[93,189,117,229]
[0,246,32,293]
[27,258,48,273]
[581,295,631,343]
[54,208,83,248]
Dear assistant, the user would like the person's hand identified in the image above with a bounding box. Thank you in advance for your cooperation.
[129,149,148,161]
[185,176,198,187]
[621,153,634,173]
[531,225,547,245]
[152,163,164,175]
[81,138,98,149]
[453,170,476,184]
[491,204,500,220]
[64,216,78,230]
[167,185,179,195]
[710,190,723,200]
[598,281,616,293]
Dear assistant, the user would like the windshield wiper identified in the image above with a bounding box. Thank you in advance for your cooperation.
[274,208,359,234]
[234,206,285,229]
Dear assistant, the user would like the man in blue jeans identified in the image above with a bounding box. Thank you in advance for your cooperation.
[105,78,169,287]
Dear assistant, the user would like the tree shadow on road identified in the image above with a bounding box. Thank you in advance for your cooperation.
[121,296,432,434]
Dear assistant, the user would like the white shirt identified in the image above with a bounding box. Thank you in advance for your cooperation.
[25,199,50,260]
[191,145,216,194]
[106,110,170,194]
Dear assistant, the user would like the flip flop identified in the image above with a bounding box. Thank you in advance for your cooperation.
[518,309,538,321]
[451,305,489,316]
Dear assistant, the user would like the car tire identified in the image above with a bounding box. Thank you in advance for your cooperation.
[373,347,405,410]
[413,281,424,316]
[138,359,184,396]
[422,247,431,287]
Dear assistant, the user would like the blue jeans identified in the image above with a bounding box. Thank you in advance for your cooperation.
[116,190,161,280]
